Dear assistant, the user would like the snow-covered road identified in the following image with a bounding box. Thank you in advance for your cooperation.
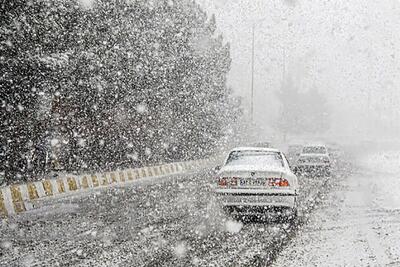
[0,157,348,267]
[274,151,400,266]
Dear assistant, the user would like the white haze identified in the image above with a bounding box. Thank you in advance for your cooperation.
[198,0,400,142]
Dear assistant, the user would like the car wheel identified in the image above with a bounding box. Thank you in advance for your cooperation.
[275,207,297,223]
[289,208,298,221]
[325,167,331,177]
[288,197,299,223]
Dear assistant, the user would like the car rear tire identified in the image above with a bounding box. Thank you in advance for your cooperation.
[275,207,297,223]
[289,208,298,221]
[323,167,331,177]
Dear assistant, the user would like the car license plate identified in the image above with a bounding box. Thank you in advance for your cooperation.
[239,178,266,187]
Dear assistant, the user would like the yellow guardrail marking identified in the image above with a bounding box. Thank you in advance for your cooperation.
[127,170,133,181]
[134,169,140,179]
[0,157,216,217]
[91,175,99,187]
[0,190,8,216]
[164,166,170,174]
[10,185,26,213]
[67,177,78,191]
[57,179,65,193]
[81,176,89,189]
[101,174,108,186]
[27,183,39,200]
[156,166,161,175]
[119,172,125,182]
[42,180,53,196]
[110,173,118,183]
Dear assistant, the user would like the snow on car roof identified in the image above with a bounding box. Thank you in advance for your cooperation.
[300,153,330,157]
[229,147,280,153]
[303,144,327,147]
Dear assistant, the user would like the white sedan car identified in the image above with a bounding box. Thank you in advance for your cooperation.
[294,144,332,176]
[294,153,331,176]
[215,147,299,219]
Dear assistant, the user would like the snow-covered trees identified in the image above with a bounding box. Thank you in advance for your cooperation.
[0,0,240,183]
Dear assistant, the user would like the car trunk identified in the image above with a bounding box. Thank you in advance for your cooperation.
[218,168,284,189]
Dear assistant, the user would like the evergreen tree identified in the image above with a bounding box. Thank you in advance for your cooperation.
[0,0,241,183]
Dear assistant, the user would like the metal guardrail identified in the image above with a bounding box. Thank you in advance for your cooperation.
[0,157,219,217]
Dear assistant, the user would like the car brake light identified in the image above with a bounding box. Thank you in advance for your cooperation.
[217,177,238,187]
[279,179,289,187]
[268,178,290,187]
[218,177,228,186]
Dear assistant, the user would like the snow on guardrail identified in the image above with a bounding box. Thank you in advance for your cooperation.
[0,157,220,217]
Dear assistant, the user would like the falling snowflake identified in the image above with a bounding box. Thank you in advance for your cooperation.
[225,220,242,234]
[0,240,12,249]
[136,103,148,114]
[78,138,86,147]
[50,139,59,147]
[173,242,187,259]
[145,148,151,156]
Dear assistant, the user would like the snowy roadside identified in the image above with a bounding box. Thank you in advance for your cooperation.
[273,151,400,266]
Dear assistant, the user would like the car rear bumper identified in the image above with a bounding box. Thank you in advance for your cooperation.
[223,205,295,216]
[215,189,297,209]
[294,165,330,173]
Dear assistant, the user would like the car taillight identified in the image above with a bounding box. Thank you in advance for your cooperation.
[268,178,290,187]
[217,177,238,187]
[218,177,228,186]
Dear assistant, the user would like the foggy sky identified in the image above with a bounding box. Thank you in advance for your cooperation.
[198,0,400,139]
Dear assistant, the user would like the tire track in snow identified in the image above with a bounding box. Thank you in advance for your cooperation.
[350,175,390,266]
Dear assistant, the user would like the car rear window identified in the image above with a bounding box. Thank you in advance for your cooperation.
[302,146,327,154]
[298,156,329,163]
[225,151,284,168]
